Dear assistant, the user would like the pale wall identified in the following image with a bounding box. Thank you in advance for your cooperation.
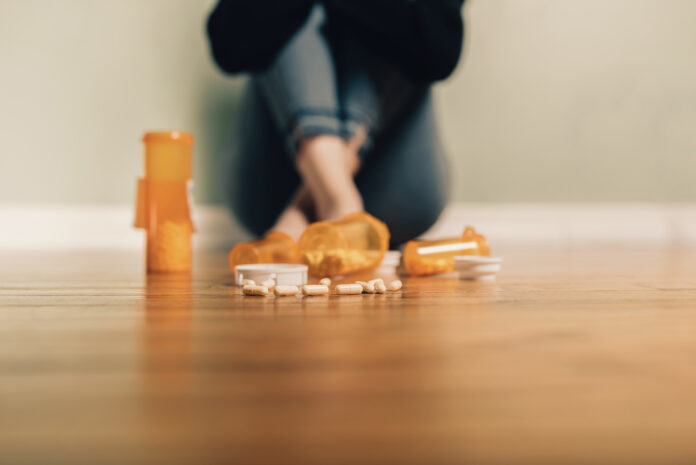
[1,0,694,205]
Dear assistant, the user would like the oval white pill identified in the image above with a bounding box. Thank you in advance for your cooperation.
[387,280,403,291]
[262,279,276,290]
[274,285,299,296]
[357,281,375,293]
[374,282,387,293]
[302,284,329,296]
[242,285,268,296]
[335,284,363,295]
[319,277,331,286]
[240,279,256,287]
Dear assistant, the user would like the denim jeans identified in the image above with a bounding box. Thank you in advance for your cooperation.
[227,5,449,246]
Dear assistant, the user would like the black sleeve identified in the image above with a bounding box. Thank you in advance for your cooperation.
[327,0,465,82]
[206,0,315,74]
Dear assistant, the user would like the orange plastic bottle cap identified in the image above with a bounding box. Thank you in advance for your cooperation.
[142,131,194,146]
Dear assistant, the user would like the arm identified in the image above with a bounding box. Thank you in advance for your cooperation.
[327,0,465,82]
[206,0,315,74]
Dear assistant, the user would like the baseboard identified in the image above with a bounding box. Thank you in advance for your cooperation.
[1,203,695,251]
[0,204,244,251]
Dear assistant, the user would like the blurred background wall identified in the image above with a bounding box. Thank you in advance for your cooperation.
[1,0,694,206]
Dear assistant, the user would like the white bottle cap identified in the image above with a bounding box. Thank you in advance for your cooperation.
[454,256,503,281]
[235,264,308,287]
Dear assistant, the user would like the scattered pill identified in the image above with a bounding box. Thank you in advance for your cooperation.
[356,281,375,294]
[302,284,329,296]
[242,285,268,296]
[274,285,299,296]
[241,276,401,298]
[335,284,363,295]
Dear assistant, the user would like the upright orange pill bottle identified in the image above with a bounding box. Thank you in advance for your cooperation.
[403,226,490,276]
[134,131,195,273]
[298,212,390,278]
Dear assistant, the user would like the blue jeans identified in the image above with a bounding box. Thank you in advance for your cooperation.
[228,5,449,247]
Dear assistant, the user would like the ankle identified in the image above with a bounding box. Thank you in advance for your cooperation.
[295,135,363,221]
[296,135,354,200]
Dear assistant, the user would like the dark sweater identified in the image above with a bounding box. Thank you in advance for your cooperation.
[206,0,465,82]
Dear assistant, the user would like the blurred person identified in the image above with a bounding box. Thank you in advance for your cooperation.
[207,0,465,247]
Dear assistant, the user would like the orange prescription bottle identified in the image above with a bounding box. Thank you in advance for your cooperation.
[228,231,299,270]
[134,131,195,273]
[298,212,390,278]
[403,226,490,276]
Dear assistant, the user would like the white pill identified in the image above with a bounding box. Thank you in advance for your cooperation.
[274,285,299,296]
[374,281,387,293]
[262,279,276,290]
[335,284,363,295]
[357,281,375,294]
[368,278,385,287]
[387,280,403,291]
[242,285,268,296]
[319,277,332,286]
[302,284,329,296]
[240,279,256,287]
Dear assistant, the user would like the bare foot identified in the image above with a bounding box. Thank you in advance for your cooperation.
[271,187,313,241]
[272,203,308,242]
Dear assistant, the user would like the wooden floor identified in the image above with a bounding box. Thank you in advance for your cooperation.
[2,245,696,465]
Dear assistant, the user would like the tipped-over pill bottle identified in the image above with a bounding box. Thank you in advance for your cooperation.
[228,231,299,270]
[403,226,490,276]
[134,131,194,273]
[298,212,390,278]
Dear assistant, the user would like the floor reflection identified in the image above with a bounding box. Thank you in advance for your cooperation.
[141,272,193,439]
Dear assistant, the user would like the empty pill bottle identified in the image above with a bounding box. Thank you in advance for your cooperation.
[228,231,299,270]
[403,226,490,276]
[298,212,390,278]
[134,131,195,273]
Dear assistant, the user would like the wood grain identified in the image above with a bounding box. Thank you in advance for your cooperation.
[1,246,696,465]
